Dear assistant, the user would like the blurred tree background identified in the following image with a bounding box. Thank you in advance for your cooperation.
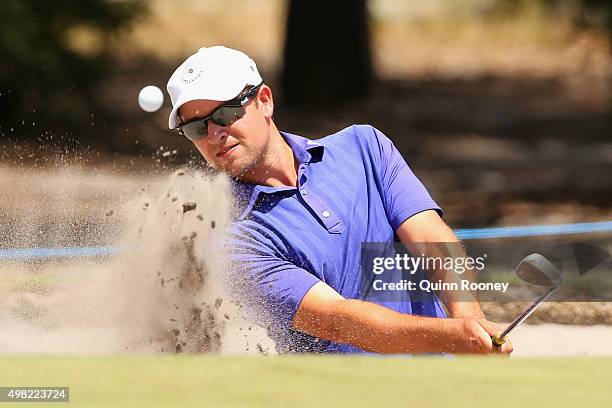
[1,0,611,226]
[493,0,612,32]
[2,0,612,145]
[282,0,372,105]
[0,0,146,145]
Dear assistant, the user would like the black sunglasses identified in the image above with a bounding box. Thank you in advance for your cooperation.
[177,83,263,141]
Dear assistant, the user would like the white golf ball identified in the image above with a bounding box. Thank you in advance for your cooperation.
[138,85,164,112]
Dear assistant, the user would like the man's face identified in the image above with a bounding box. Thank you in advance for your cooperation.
[178,86,274,178]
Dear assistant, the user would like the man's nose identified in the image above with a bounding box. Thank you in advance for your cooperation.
[206,122,228,145]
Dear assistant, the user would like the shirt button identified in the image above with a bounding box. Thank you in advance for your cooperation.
[300,188,308,195]
[322,211,330,218]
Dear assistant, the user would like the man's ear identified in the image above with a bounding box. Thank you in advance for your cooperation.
[256,84,274,119]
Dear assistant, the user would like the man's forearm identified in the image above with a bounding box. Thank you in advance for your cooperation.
[294,298,473,354]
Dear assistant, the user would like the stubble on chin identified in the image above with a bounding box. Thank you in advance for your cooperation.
[205,152,252,180]
[229,145,267,181]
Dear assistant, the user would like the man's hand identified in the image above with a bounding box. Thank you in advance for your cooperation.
[452,318,513,355]
[474,318,514,355]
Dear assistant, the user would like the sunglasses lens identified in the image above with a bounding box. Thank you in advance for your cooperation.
[212,106,245,126]
[181,120,208,141]
[179,102,248,141]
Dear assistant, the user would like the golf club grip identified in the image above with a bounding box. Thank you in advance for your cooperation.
[491,332,506,347]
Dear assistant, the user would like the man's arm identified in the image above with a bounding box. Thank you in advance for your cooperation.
[290,126,508,353]
[292,281,512,354]
[396,209,486,319]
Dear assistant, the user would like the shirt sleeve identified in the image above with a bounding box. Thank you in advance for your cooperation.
[225,222,321,331]
[366,125,443,230]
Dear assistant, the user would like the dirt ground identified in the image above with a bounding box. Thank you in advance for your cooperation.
[509,323,612,356]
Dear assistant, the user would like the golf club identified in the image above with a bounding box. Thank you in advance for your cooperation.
[492,253,563,347]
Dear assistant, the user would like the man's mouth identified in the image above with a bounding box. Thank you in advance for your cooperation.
[216,144,239,157]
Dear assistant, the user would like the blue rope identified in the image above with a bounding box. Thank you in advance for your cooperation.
[454,220,612,240]
[0,246,118,260]
[2,221,612,261]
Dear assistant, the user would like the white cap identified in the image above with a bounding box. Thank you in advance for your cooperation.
[166,46,263,129]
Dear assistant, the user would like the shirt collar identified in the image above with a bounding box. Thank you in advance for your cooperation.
[231,131,324,220]
[280,131,324,164]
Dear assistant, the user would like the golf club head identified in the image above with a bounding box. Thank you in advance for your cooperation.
[516,253,563,287]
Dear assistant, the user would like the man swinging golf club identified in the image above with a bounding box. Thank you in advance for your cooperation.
[166,46,513,355]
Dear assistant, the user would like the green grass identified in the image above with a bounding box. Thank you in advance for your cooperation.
[1,355,610,407]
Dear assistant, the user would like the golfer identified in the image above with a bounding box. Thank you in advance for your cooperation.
[166,46,513,355]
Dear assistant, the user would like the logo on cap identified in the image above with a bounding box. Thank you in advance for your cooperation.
[182,60,203,83]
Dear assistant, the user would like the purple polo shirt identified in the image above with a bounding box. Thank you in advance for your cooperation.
[226,125,446,353]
